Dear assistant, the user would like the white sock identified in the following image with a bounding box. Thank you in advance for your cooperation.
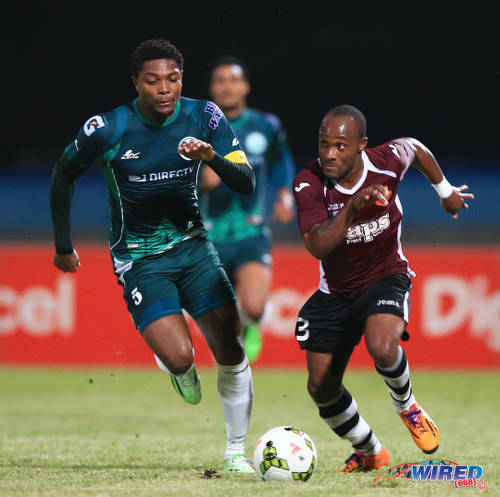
[317,387,382,456]
[375,346,416,413]
[217,357,253,459]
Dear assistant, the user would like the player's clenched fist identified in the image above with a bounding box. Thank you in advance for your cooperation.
[53,250,80,273]
[178,138,215,162]
[350,184,389,212]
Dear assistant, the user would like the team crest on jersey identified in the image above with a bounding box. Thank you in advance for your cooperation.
[204,102,223,130]
[178,136,198,160]
[375,185,392,206]
[83,115,105,136]
[245,131,268,155]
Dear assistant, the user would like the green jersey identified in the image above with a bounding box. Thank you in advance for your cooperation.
[200,108,295,243]
[50,97,252,261]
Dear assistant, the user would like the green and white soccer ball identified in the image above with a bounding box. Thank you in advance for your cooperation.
[253,426,318,481]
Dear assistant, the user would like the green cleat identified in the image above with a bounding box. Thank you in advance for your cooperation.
[243,324,262,362]
[170,365,202,405]
[224,454,255,473]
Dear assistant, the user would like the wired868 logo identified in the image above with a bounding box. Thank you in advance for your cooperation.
[371,459,486,489]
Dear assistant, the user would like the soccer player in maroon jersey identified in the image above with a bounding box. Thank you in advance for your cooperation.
[292,105,473,472]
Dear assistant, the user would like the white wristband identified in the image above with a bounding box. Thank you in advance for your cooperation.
[431,177,453,199]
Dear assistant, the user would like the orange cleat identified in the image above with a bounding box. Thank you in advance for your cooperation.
[342,445,390,473]
[399,402,439,454]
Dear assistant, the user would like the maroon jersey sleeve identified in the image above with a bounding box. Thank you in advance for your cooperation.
[366,138,416,180]
[293,162,328,234]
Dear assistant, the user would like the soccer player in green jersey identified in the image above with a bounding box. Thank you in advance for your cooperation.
[50,39,256,473]
[200,56,295,362]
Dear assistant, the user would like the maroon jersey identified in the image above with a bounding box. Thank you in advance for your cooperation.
[293,138,416,293]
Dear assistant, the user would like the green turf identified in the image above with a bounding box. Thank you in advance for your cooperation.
[0,368,498,496]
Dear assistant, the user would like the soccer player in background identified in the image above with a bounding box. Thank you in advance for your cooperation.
[50,39,256,473]
[200,56,295,362]
[292,105,474,472]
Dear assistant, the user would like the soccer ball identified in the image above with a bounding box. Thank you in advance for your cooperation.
[253,426,318,481]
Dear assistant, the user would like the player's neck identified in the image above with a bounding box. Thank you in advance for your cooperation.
[335,156,364,189]
[221,102,246,120]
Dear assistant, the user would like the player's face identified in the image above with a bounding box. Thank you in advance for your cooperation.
[133,59,183,122]
[318,115,367,183]
[209,64,249,111]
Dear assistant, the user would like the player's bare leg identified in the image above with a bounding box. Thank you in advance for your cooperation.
[365,313,439,454]
[234,261,271,362]
[142,314,201,405]
[306,350,389,472]
[196,304,254,473]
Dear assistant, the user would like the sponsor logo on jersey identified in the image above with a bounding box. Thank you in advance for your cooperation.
[245,131,268,155]
[178,136,198,160]
[204,102,223,130]
[83,115,105,136]
[121,149,141,160]
[328,202,344,217]
[128,167,193,183]
[346,213,390,243]
[294,182,310,192]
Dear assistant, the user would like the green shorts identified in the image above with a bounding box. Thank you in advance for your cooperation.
[113,235,236,332]
[213,232,272,281]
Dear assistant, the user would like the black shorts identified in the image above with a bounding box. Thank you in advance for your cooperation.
[295,273,411,357]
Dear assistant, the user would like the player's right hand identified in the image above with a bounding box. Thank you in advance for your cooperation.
[53,250,80,273]
[350,185,389,211]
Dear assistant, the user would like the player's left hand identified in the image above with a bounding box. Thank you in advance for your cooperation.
[271,188,294,223]
[441,184,474,219]
[178,138,215,162]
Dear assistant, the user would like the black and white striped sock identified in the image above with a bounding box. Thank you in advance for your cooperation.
[375,345,415,413]
[316,386,382,456]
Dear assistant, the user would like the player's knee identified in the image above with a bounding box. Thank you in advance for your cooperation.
[157,350,193,375]
[307,376,342,403]
[365,334,395,364]
[241,299,265,323]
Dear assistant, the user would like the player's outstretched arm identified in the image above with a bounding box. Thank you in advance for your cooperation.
[178,139,255,194]
[407,138,474,219]
[50,155,90,273]
[304,185,389,259]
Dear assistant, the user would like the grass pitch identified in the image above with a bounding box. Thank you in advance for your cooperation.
[0,367,498,497]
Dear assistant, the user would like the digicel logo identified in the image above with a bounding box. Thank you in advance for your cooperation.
[0,275,75,336]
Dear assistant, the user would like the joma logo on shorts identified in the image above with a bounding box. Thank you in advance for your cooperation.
[377,299,400,307]
[346,213,390,243]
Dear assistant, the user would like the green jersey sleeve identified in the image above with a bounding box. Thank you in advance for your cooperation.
[50,110,125,254]
[202,101,255,194]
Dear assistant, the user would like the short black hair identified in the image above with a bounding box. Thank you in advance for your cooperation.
[210,55,250,81]
[130,39,184,77]
[323,104,367,138]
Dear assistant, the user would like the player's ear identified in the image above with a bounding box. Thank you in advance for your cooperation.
[131,76,138,92]
[358,136,368,152]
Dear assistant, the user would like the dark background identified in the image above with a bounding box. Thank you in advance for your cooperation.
[2,4,498,244]
[4,4,499,169]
